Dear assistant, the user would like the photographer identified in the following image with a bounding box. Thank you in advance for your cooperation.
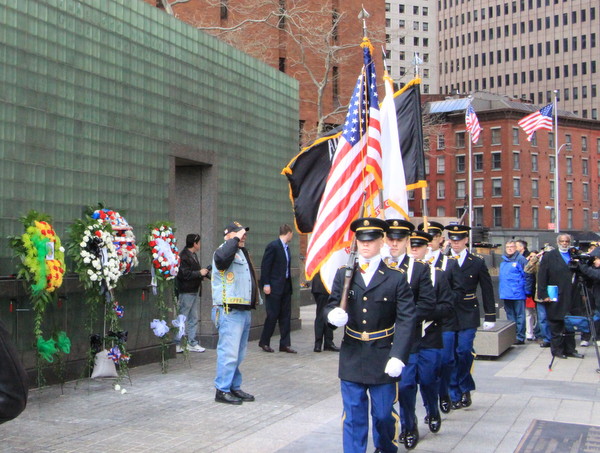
[537,234,584,359]
[571,248,600,344]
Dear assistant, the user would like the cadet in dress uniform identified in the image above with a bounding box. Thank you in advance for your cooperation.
[444,225,496,410]
[326,217,416,453]
[384,220,436,450]
[418,221,465,414]
[408,231,455,436]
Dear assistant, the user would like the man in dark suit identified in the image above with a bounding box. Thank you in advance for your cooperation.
[444,224,496,410]
[311,272,338,352]
[383,220,436,449]
[537,233,584,359]
[258,224,296,353]
[325,217,416,453]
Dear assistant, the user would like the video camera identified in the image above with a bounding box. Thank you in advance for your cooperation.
[568,247,593,271]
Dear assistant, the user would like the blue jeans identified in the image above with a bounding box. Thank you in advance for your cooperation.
[449,328,476,402]
[503,299,526,342]
[536,303,551,343]
[341,380,399,453]
[177,293,199,346]
[212,306,251,392]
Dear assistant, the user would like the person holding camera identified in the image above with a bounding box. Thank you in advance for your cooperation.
[571,247,600,345]
[536,233,584,359]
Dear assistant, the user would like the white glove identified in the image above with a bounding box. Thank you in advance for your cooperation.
[385,357,405,377]
[327,307,348,327]
[482,322,495,330]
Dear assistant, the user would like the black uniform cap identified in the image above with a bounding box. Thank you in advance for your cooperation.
[350,217,389,241]
[410,230,433,247]
[385,219,415,239]
[417,221,445,235]
[444,224,471,240]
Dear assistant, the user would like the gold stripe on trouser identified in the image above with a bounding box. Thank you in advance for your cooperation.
[341,409,346,428]
[392,381,400,447]
[470,351,477,374]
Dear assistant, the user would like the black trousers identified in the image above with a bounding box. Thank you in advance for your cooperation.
[313,292,334,347]
[259,280,292,348]
[548,318,576,356]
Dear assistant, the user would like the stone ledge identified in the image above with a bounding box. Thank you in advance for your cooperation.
[474,320,516,357]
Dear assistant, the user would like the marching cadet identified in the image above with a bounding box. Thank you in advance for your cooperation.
[325,217,416,453]
[408,230,455,435]
[418,221,465,414]
[384,219,436,450]
[443,224,496,410]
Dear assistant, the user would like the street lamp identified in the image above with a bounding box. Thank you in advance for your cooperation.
[554,142,569,233]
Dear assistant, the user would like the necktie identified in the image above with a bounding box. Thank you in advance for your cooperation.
[359,263,369,273]
[389,260,398,267]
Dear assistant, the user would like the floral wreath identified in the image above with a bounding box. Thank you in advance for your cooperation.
[148,225,180,280]
[93,209,138,275]
[78,222,121,291]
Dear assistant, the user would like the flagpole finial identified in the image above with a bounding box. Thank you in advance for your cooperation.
[358,6,370,37]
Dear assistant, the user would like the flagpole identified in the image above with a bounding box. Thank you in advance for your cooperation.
[553,90,559,233]
[467,97,474,252]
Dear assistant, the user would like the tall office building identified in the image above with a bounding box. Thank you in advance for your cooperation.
[386,1,439,93]
[437,0,598,119]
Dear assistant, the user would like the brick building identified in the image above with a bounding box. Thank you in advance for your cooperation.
[147,0,386,144]
[413,92,600,248]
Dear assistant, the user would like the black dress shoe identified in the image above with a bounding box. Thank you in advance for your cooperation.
[215,389,242,405]
[324,343,340,352]
[230,389,255,402]
[461,391,472,407]
[566,352,584,358]
[259,344,275,353]
[428,414,442,433]
[404,428,419,449]
[314,345,322,352]
[279,346,298,353]
[399,430,407,445]
[557,354,568,359]
[451,400,462,410]
[540,342,551,348]
[514,340,525,345]
[439,395,451,414]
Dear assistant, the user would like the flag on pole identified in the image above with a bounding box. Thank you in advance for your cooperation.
[518,103,553,141]
[379,71,409,219]
[304,39,381,281]
[465,104,482,144]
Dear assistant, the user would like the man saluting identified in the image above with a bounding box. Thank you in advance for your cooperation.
[325,217,416,453]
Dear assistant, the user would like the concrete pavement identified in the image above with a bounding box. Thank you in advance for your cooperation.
[1,304,600,452]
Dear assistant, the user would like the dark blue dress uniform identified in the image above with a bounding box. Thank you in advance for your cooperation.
[326,217,416,453]
[444,225,496,409]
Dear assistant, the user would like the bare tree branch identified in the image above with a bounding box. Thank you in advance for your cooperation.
[160,0,190,16]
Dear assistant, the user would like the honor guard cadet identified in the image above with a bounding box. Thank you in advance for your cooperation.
[384,220,436,450]
[418,221,466,414]
[325,217,416,453]
[444,224,496,410]
[408,231,455,436]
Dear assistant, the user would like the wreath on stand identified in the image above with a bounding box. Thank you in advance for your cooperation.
[9,211,70,387]
[141,222,181,373]
[68,208,130,383]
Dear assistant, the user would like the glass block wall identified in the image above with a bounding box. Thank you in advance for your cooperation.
[0,0,298,274]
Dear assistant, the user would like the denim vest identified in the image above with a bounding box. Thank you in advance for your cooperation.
[211,246,253,307]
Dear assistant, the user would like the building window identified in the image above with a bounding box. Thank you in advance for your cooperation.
[492,178,502,196]
[491,152,502,170]
[474,153,484,171]
[583,159,589,176]
[549,155,555,173]
[437,135,445,149]
[456,155,466,173]
[583,183,589,201]
[493,207,502,227]
[514,206,521,228]
[437,156,445,173]
[549,132,555,148]
[567,209,573,229]
[455,132,466,148]
[566,156,573,175]
[531,153,538,172]
[513,178,521,197]
[567,182,573,200]
[473,207,483,227]
[512,127,520,145]
[584,209,590,230]
[491,128,501,145]
[437,206,446,216]
[456,180,466,199]
[474,179,484,198]
[598,138,600,153]
[582,136,588,152]
[565,134,572,150]
[532,207,539,229]
[512,152,520,170]
[437,180,446,199]
[532,179,539,197]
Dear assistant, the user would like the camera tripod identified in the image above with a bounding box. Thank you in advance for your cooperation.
[549,275,600,373]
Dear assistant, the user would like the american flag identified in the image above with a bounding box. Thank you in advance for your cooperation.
[465,104,482,144]
[518,103,553,142]
[305,41,382,280]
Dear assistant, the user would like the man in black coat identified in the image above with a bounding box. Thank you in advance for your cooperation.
[537,233,584,359]
[258,224,296,353]
[325,217,416,453]
[444,224,496,410]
